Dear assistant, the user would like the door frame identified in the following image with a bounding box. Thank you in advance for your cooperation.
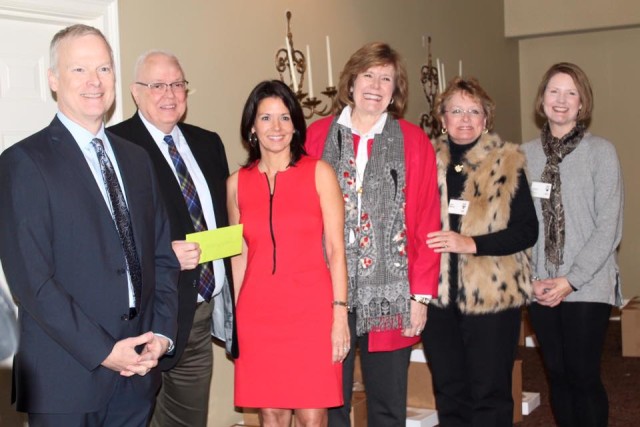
[0,0,123,123]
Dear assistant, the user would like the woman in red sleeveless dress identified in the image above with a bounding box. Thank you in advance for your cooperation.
[227,80,349,427]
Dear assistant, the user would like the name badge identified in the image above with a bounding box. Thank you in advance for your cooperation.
[531,181,552,199]
[448,199,469,215]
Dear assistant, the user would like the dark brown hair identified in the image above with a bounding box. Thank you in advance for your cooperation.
[240,80,306,167]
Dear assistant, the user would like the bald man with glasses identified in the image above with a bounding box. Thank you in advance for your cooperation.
[109,50,237,427]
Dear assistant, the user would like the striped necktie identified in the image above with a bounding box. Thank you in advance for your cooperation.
[164,134,215,301]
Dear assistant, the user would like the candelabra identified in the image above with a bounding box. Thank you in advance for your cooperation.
[275,11,337,119]
[419,36,441,139]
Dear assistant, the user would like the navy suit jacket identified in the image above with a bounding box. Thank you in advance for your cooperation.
[0,117,179,413]
[109,114,238,367]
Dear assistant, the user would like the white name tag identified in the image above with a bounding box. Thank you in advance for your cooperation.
[448,199,469,215]
[531,181,552,199]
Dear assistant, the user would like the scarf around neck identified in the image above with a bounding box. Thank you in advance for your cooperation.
[540,121,585,274]
[322,116,410,336]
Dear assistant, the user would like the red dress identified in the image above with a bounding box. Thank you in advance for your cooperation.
[234,156,343,408]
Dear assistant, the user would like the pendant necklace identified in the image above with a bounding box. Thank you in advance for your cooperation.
[356,168,365,194]
[454,163,464,173]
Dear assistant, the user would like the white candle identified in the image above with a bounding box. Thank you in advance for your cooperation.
[326,35,334,87]
[425,36,429,62]
[436,58,442,93]
[441,62,446,92]
[285,37,298,92]
[459,60,462,77]
[306,45,315,98]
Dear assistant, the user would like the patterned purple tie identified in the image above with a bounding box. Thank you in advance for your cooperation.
[164,135,215,301]
[91,138,142,309]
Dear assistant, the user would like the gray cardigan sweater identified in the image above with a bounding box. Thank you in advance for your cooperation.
[522,133,624,306]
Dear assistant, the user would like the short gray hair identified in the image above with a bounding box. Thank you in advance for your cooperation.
[49,24,113,75]
[133,50,184,81]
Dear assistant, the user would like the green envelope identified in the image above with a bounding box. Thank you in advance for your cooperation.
[186,224,243,263]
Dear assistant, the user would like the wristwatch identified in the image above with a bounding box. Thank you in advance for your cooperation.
[410,294,432,306]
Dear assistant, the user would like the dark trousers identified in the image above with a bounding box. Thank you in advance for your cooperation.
[28,377,154,427]
[422,304,521,427]
[328,312,411,427]
[150,299,214,427]
[528,301,611,427]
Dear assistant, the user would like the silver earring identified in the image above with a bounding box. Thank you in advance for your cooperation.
[389,98,395,105]
[249,132,258,146]
[441,127,447,135]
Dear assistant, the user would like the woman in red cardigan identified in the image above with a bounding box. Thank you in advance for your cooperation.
[306,42,441,427]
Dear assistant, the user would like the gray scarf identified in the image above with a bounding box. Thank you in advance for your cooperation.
[322,116,410,335]
[541,121,585,274]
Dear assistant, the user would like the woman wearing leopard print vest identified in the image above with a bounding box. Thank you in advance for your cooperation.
[522,62,623,427]
[423,77,538,426]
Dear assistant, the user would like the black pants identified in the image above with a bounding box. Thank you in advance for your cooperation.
[328,312,411,427]
[528,301,611,427]
[422,304,521,427]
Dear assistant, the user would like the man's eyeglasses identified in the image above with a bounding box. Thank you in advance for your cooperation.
[135,81,189,94]
[445,108,484,117]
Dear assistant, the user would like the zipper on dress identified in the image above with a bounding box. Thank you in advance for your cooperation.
[264,173,278,275]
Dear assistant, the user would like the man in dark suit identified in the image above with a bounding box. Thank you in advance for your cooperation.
[0,25,179,427]
[109,50,237,427]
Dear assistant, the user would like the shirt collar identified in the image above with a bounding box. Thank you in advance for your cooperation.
[337,105,388,137]
[56,111,106,149]
[137,110,180,147]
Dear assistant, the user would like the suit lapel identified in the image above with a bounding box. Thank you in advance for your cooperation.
[178,124,225,229]
[106,132,148,264]
[48,117,114,222]
[124,115,195,236]
[126,115,179,185]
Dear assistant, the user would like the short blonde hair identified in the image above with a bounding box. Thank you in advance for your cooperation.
[50,24,112,75]
[433,77,495,131]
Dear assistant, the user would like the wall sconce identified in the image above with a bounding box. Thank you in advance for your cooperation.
[275,11,337,119]
[419,36,441,139]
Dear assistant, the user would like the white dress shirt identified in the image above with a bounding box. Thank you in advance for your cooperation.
[138,112,225,300]
[57,112,137,308]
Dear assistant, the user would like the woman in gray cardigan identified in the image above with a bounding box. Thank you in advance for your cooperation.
[522,62,624,427]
